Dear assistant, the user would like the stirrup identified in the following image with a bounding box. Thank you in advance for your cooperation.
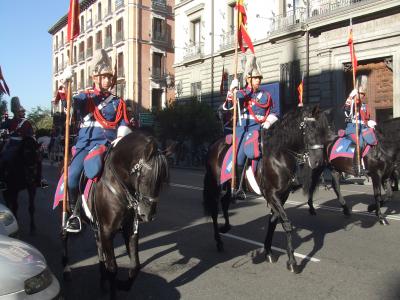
[232,188,246,201]
[65,215,82,233]
[40,179,49,189]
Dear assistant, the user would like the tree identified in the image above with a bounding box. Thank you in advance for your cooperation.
[27,106,53,137]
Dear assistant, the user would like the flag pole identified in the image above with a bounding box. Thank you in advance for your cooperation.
[350,19,361,175]
[231,0,241,194]
[62,0,77,228]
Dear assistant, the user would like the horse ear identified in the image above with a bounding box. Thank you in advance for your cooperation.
[144,138,158,161]
[322,107,334,123]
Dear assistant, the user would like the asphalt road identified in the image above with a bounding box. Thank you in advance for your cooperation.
[5,161,400,300]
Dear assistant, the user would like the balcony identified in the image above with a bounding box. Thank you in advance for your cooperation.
[115,31,124,43]
[105,36,112,48]
[152,0,167,10]
[115,0,124,11]
[219,30,235,51]
[270,7,306,34]
[152,31,166,42]
[78,52,85,62]
[183,42,204,60]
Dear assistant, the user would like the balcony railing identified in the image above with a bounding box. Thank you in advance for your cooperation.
[95,42,102,50]
[115,0,124,10]
[86,47,93,58]
[105,36,112,48]
[86,19,92,30]
[184,42,204,59]
[116,31,124,43]
[219,30,235,50]
[270,7,306,32]
[152,31,166,42]
[78,52,85,62]
[310,0,365,17]
[152,0,167,10]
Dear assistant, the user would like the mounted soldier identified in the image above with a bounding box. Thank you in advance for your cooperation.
[343,74,377,174]
[57,49,131,233]
[224,55,279,196]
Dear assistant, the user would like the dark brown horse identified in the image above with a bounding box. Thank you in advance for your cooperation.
[61,130,169,299]
[1,136,40,234]
[203,106,332,273]
[305,125,400,225]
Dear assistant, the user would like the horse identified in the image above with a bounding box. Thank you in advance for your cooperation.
[305,124,400,225]
[203,105,332,273]
[1,136,40,234]
[61,130,169,299]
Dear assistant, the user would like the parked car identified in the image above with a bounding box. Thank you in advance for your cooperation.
[0,235,61,299]
[0,203,18,237]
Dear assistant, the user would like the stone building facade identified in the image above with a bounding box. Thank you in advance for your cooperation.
[49,0,175,116]
[174,0,400,126]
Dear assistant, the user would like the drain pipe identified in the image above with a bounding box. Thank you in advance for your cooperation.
[210,0,215,108]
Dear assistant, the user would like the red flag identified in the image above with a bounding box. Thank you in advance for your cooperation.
[236,0,254,54]
[67,0,80,42]
[348,25,357,76]
[0,66,10,95]
[220,65,227,96]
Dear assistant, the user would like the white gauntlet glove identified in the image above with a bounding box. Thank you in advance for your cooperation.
[348,88,358,99]
[367,120,377,128]
[111,125,132,147]
[61,66,73,84]
[262,114,279,129]
[230,78,239,92]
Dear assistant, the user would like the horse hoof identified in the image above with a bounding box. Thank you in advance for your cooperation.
[367,204,376,213]
[379,218,389,226]
[308,208,316,216]
[219,224,231,234]
[286,262,299,274]
[343,207,352,217]
[265,253,277,263]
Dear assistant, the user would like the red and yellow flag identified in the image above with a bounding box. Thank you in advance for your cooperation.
[67,0,80,42]
[297,80,303,107]
[236,0,254,54]
[348,24,357,77]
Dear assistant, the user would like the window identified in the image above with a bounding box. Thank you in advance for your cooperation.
[152,53,163,78]
[55,57,58,72]
[116,18,124,42]
[108,0,112,14]
[80,15,85,32]
[61,53,64,70]
[152,89,163,111]
[55,36,58,50]
[87,37,93,57]
[87,9,93,29]
[97,2,102,21]
[191,81,202,101]
[228,4,235,32]
[153,18,164,41]
[95,31,102,49]
[80,69,85,89]
[61,31,64,46]
[117,52,124,77]
[73,46,77,64]
[280,60,300,112]
[105,25,112,48]
[79,42,85,61]
[87,66,93,87]
[191,19,201,45]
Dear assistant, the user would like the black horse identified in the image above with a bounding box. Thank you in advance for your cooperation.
[305,125,400,225]
[1,136,40,234]
[61,130,169,299]
[203,105,332,273]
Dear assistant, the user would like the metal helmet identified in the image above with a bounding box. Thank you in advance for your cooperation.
[92,49,113,76]
[355,75,368,94]
[10,96,25,114]
[244,55,263,79]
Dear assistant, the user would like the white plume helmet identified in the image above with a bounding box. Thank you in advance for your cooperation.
[92,49,113,76]
[244,54,263,79]
[355,75,368,94]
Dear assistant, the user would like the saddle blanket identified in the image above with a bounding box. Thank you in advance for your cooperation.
[53,175,94,210]
[329,137,371,162]
[220,145,258,184]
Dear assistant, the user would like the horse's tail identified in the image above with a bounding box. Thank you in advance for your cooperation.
[202,165,220,216]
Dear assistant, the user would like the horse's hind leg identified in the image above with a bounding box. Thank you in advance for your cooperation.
[219,188,232,234]
[4,190,18,219]
[264,210,279,263]
[101,230,118,299]
[61,231,72,281]
[307,167,324,216]
[331,170,351,216]
[368,175,389,225]
[27,186,36,234]
[94,230,107,292]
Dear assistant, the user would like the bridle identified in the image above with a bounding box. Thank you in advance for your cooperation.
[287,116,324,168]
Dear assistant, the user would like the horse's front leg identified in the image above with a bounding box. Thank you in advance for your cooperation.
[27,186,36,234]
[94,230,107,292]
[4,190,18,219]
[101,229,118,300]
[331,170,351,216]
[307,167,324,216]
[61,230,72,281]
[368,175,389,225]
[264,210,279,263]
[120,220,140,290]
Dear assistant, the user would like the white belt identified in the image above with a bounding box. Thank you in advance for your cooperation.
[241,114,264,120]
[10,137,22,141]
[80,121,103,128]
[351,120,365,125]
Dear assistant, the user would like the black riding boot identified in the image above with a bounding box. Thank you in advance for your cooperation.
[232,166,246,201]
[66,191,82,233]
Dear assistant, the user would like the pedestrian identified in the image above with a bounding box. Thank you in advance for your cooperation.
[57,49,132,233]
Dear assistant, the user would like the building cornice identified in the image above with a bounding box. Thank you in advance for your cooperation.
[48,0,97,35]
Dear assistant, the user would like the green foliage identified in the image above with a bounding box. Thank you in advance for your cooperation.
[0,94,7,116]
[155,100,221,146]
[27,106,53,137]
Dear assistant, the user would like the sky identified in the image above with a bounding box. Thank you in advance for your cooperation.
[0,1,70,112]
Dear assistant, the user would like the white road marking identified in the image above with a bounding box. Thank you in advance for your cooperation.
[221,233,320,262]
[170,183,203,191]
